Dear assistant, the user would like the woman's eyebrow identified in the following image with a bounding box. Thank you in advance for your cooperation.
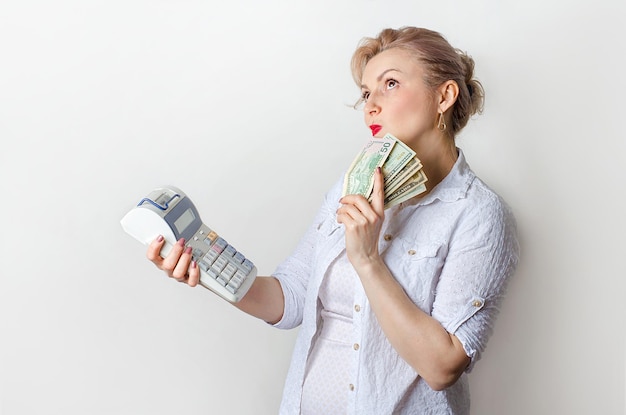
[360,68,401,89]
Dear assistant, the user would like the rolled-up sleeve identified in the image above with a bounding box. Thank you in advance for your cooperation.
[431,192,519,371]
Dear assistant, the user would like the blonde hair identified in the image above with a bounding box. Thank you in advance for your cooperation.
[351,27,485,137]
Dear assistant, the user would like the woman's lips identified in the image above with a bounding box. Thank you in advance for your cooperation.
[369,124,382,136]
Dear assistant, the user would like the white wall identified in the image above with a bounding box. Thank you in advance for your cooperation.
[1,1,624,414]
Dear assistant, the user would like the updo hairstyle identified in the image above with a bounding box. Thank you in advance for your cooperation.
[351,27,485,137]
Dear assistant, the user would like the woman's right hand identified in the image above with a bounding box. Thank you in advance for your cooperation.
[146,235,200,287]
[146,235,285,323]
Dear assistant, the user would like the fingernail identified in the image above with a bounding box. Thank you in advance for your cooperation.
[184,246,192,255]
[377,167,382,174]
[191,261,197,269]
[156,235,164,242]
[178,238,186,246]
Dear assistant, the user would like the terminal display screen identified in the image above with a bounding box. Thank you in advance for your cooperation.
[174,208,195,234]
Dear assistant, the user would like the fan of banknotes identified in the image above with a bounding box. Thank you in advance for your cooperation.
[342,133,428,209]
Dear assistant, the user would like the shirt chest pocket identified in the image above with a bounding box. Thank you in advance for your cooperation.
[313,216,345,260]
[383,239,447,308]
[315,215,341,237]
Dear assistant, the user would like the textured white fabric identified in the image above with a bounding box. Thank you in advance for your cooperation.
[300,253,356,415]
[272,149,519,415]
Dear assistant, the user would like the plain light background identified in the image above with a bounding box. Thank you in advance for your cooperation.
[1,1,624,414]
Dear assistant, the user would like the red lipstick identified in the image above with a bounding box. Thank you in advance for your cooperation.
[369,125,382,136]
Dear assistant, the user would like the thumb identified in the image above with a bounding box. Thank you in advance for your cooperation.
[371,166,385,215]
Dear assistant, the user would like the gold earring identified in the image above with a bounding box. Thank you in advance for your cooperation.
[437,112,447,132]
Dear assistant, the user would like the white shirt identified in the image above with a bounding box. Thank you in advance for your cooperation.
[272,149,519,414]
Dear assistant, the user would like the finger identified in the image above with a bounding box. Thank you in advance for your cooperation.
[370,166,385,215]
[339,197,376,225]
[172,246,193,280]
[337,203,367,227]
[147,235,166,263]
[161,238,186,271]
[339,193,368,207]
[339,193,372,212]
[187,260,200,287]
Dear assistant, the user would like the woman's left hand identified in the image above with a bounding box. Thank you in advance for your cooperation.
[336,167,385,269]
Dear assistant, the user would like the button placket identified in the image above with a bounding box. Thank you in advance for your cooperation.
[349,290,366,403]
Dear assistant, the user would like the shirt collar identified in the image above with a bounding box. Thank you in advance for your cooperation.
[404,147,475,208]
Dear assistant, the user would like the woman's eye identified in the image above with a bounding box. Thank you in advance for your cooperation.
[361,91,370,101]
[386,79,398,90]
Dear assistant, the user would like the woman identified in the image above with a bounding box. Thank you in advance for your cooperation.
[147,27,519,414]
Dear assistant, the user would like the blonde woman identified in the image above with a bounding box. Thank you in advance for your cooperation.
[148,27,519,414]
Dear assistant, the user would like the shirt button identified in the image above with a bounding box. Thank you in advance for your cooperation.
[354,304,361,312]
[407,249,416,255]
[384,234,392,241]
[349,384,355,391]
[473,300,483,307]
[353,343,360,351]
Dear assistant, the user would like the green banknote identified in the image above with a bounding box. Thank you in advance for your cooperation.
[343,133,428,208]
[380,133,416,186]
[343,136,395,198]
[384,156,422,195]
[384,170,428,209]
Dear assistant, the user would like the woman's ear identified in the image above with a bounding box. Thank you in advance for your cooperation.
[438,80,459,113]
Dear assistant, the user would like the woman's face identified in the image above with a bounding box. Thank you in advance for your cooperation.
[360,48,439,149]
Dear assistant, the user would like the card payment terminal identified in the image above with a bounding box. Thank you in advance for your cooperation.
[120,186,257,303]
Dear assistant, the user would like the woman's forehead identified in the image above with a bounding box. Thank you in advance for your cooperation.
[361,49,423,84]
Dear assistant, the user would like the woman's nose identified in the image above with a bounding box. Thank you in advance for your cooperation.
[364,95,380,114]
[366,102,380,115]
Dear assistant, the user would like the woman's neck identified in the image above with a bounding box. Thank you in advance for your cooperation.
[414,137,458,195]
